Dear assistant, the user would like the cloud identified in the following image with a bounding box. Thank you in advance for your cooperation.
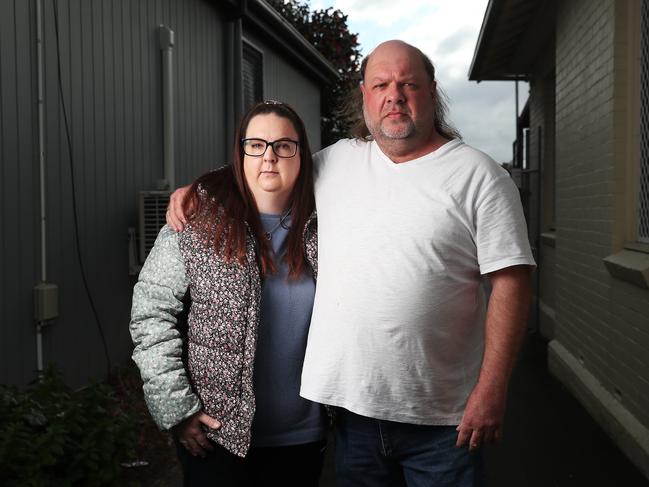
[330,0,432,26]
[394,8,483,81]
[436,27,476,56]
[448,82,520,162]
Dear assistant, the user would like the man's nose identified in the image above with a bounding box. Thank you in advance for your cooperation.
[386,83,405,103]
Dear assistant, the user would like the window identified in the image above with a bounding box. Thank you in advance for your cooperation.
[242,42,263,112]
[639,0,649,242]
[603,0,649,288]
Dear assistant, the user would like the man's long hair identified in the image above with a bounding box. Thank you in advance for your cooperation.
[183,101,315,279]
[340,47,461,141]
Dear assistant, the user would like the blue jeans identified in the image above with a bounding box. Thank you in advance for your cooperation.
[335,409,483,487]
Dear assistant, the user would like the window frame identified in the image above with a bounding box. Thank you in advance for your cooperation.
[637,0,649,243]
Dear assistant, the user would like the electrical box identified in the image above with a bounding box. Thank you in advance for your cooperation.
[34,283,59,321]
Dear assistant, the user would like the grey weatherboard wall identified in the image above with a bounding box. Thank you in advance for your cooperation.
[1,0,329,387]
[245,32,322,150]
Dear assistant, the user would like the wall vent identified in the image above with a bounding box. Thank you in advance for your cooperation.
[139,191,171,263]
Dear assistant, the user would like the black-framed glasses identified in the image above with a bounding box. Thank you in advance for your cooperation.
[241,138,299,158]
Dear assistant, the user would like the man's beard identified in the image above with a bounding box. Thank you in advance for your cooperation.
[364,105,415,140]
[379,118,415,139]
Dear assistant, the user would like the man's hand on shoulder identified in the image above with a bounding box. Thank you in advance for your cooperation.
[167,184,192,231]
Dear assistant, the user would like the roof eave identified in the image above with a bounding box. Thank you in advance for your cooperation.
[468,0,498,81]
[468,0,553,82]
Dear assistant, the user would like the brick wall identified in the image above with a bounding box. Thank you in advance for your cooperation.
[553,0,649,432]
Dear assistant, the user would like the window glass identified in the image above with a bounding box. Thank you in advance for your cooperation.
[243,42,263,112]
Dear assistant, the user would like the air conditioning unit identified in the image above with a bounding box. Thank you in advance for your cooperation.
[139,191,171,263]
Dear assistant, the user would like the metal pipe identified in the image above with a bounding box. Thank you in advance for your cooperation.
[515,80,520,167]
[160,26,175,189]
[233,18,243,140]
[36,0,46,376]
[536,128,542,334]
[515,80,519,120]
[36,323,44,372]
[225,18,243,162]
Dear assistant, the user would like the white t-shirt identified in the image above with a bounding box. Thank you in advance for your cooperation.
[300,138,535,425]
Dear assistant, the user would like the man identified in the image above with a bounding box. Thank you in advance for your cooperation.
[168,40,534,486]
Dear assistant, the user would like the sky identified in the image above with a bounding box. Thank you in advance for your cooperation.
[310,0,528,163]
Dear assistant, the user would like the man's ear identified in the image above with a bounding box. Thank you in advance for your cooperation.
[360,80,367,98]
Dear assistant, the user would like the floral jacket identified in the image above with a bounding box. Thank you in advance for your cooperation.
[129,212,317,457]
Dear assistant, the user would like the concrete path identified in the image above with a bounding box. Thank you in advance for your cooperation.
[482,334,648,486]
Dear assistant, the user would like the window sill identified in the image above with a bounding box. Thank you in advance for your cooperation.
[603,248,649,289]
[623,241,649,255]
[540,231,556,248]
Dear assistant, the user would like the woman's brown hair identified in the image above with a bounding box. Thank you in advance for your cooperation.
[183,101,315,278]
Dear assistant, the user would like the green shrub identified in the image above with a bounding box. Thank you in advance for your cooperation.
[0,367,137,486]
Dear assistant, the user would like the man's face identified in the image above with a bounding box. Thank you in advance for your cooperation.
[361,42,436,144]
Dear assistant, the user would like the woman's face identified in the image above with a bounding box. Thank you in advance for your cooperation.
[242,113,301,209]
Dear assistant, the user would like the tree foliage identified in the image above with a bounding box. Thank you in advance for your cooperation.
[267,0,362,146]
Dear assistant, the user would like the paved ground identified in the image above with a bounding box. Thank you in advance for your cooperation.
[482,333,648,486]
[319,333,649,487]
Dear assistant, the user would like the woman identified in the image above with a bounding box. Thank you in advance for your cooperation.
[130,101,325,486]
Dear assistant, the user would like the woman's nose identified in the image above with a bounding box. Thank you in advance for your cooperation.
[263,144,277,163]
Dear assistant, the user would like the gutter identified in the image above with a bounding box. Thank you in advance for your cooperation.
[468,0,497,82]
